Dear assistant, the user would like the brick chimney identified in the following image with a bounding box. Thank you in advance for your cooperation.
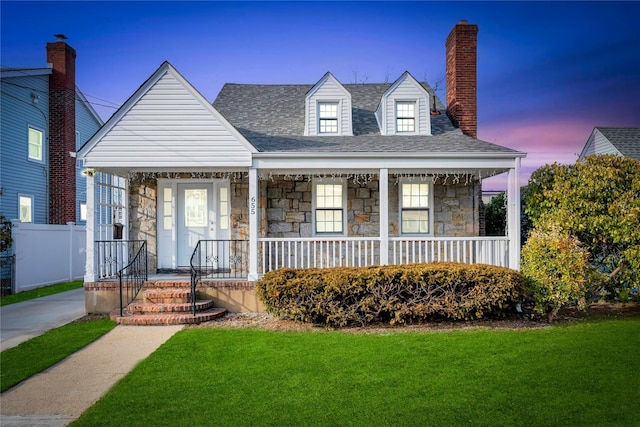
[47,37,77,224]
[446,20,478,138]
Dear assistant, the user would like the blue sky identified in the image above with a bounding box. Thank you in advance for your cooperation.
[2,1,639,189]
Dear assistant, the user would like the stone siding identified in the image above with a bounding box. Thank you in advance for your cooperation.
[129,176,158,272]
[432,180,480,236]
[263,175,479,238]
[124,174,480,274]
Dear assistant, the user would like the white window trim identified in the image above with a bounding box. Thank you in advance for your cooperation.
[312,178,347,236]
[394,100,418,134]
[18,193,34,223]
[316,100,341,135]
[398,178,434,236]
[27,125,45,163]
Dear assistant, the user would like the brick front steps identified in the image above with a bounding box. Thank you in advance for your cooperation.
[111,280,227,326]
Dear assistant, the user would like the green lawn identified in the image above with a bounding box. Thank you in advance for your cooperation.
[1,318,116,392]
[73,318,639,427]
[0,280,84,306]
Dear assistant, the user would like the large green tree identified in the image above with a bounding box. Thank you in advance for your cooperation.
[525,154,640,294]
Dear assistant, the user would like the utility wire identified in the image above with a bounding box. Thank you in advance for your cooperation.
[1,80,119,110]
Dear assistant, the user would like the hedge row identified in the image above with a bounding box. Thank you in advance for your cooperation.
[256,262,526,327]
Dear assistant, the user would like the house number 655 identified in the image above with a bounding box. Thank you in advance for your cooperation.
[250,196,256,216]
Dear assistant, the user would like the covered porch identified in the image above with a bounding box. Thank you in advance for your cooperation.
[83,153,523,283]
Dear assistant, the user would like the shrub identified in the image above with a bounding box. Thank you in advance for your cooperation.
[521,224,590,321]
[0,215,12,253]
[256,262,526,327]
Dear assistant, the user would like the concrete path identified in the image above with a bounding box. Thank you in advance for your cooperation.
[0,325,183,426]
[0,288,86,351]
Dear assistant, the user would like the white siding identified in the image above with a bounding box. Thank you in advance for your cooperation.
[579,129,621,161]
[383,76,431,136]
[592,130,620,155]
[82,69,252,168]
[305,73,352,136]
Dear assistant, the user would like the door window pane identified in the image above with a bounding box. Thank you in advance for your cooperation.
[163,188,173,230]
[219,186,229,230]
[185,189,207,227]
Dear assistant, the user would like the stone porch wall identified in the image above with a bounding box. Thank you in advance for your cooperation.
[264,175,481,238]
[124,174,481,273]
[129,175,158,272]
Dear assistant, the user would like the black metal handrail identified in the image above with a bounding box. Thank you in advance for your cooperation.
[190,239,249,315]
[118,241,148,316]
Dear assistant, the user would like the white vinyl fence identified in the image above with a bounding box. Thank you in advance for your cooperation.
[11,221,86,293]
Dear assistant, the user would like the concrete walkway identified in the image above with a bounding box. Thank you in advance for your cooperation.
[0,325,183,426]
[0,288,86,351]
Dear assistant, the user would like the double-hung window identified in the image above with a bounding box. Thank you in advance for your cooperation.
[400,182,431,234]
[318,102,339,134]
[396,101,415,133]
[28,127,43,161]
[314,181,345,234]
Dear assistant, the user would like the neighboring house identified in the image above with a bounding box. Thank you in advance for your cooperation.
[79,20,526,284]
[0,37,103,226]
[578,127,640,161]
[482,191,504,205]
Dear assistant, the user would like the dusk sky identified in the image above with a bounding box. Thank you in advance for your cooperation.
[2,1,639,189]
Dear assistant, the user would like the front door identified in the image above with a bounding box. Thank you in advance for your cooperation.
[177,183,215,266]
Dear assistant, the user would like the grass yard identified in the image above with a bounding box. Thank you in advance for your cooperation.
[72,318,639,427]
[1,318,116,392]
[0,280,84,306]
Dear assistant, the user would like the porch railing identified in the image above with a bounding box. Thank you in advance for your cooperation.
[259,237,381,274]
[95,240,147,280]
[118,241,148,316]
[190,240,249,315]
[389,237,510,268]
[258,236,510,274]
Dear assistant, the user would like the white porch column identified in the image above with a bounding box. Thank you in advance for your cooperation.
[507,158,522,270]
[84,172,96,282]
[379,168,389,265]
[122,176,129,239]
[248,168,259,281]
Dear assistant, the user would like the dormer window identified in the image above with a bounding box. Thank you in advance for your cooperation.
[318,102,339,134]
[396,101,415,133]
[304,73,352,136]
[376,72,431,136]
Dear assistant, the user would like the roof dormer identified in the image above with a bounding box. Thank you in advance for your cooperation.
[304,72,353,136]
[375,71,431,136]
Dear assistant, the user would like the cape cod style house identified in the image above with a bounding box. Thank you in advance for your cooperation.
[79,21,525,318]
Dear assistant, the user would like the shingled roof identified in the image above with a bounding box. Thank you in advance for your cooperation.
[213,82,521,155]
[597,127,640,160]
